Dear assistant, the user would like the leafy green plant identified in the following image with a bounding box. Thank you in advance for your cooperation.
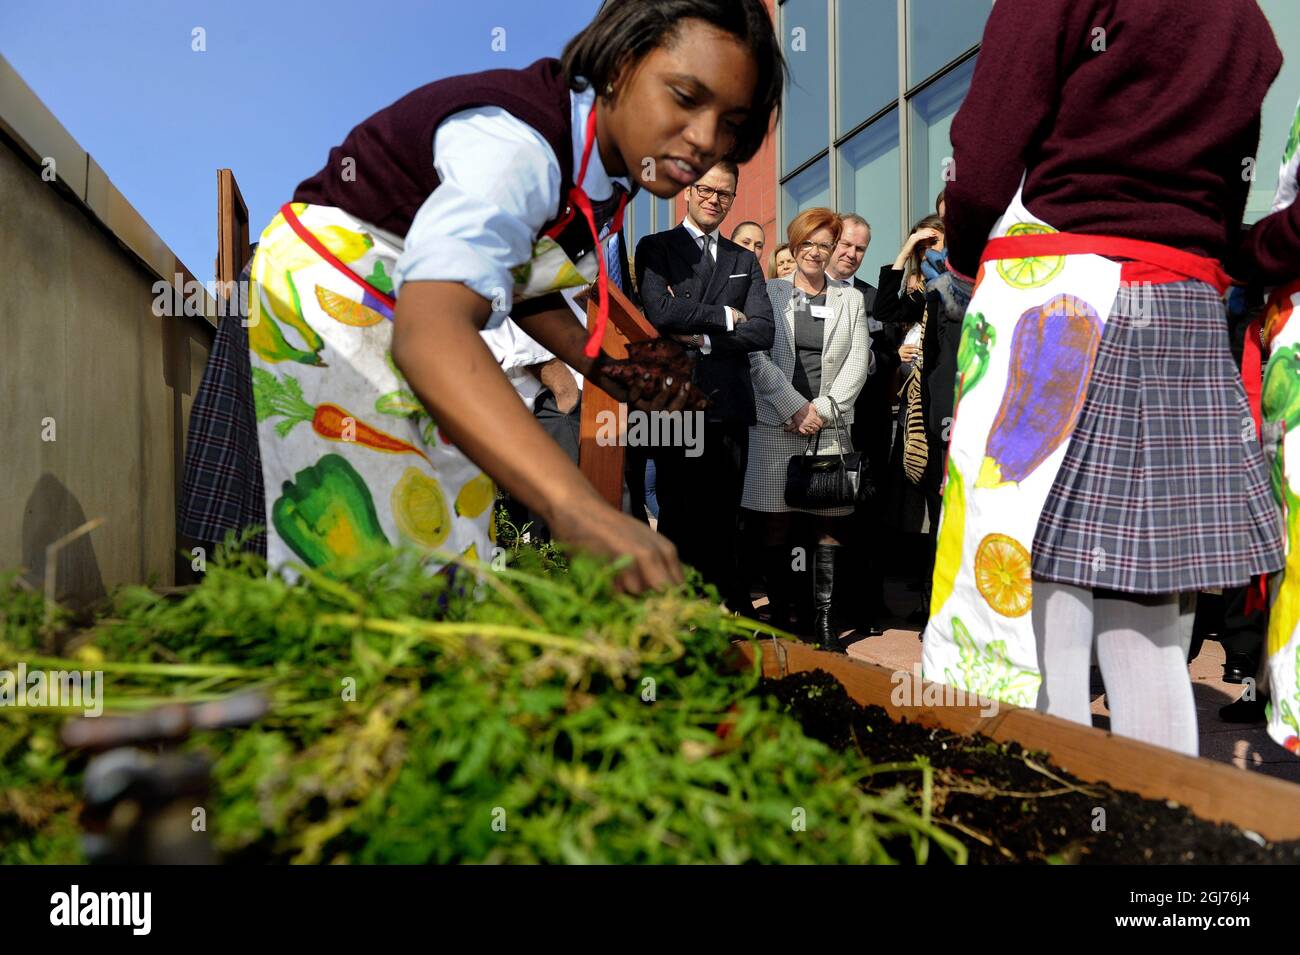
[0,546,964,864]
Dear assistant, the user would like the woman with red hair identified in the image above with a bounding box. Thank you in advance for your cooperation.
[744,208,873,651]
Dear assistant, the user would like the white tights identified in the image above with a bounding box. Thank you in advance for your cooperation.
[1031,580,1198,756]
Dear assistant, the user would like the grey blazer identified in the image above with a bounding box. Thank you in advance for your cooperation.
[749,276,874,429]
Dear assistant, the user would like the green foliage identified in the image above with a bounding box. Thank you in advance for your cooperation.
[0,547,964,864]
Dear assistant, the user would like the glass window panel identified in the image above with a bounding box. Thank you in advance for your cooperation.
[1245,0,1300,223]
[836,113,902,278]
[907,0,990,87]
[781,0,830,174]
[630,187,652,252]
[836,0,898,136]
[908,56,975,224]
[781,154,832,227]
[655,195,677,232]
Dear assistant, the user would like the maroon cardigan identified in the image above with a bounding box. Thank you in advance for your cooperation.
[944,0,1283,278]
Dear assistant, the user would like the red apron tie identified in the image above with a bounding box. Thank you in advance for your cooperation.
[564,103,628,359]
[279,202,398,311]
[980,232,1234,295]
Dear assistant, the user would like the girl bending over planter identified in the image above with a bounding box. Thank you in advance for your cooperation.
[244,0,784,592]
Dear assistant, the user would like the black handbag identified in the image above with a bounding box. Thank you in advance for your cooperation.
[784,397,873,509]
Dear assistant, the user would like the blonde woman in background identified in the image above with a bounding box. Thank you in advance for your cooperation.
[769,242,796,279]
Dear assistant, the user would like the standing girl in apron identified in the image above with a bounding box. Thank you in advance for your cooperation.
[924,0,1284,755]
[1243,93,1300,755]
[245,0,783,592]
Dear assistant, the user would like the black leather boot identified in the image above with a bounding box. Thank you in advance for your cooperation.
[814,544,844,653]
[760,546,794,634]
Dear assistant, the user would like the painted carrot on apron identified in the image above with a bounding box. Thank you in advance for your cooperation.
[252,369,433,464]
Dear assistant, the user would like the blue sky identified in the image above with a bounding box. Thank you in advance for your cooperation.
[0,0,602,280]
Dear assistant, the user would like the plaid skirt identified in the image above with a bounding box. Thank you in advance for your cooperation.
[1031,280,1284,593]
[741,422,855,516]
[177,256,268,556]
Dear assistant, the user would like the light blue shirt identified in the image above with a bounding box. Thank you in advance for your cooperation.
[393,86,631,328]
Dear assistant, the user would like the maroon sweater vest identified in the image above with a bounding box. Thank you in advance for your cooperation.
[294,58,576,240]
[945,0,1283,278]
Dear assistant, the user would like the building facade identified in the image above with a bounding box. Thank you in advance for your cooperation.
[627,0,1300,281]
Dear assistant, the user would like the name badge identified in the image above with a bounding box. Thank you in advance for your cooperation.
[809,304,833,319]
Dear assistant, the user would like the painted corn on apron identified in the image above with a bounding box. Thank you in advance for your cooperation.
[248,106,625,573]
[922,184,1232,706]
[1257,94,1300,755]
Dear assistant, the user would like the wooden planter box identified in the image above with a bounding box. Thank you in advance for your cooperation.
[733,637,1300,842]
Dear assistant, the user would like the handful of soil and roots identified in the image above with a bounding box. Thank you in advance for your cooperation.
[600,339,710,411]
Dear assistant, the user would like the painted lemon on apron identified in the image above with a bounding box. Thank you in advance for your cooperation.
[995,223,1066,289]
[455,473,496,519]
[392,468,451,549]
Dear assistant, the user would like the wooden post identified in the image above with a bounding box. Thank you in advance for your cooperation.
[578,283,658,507]
[216,169,250,315]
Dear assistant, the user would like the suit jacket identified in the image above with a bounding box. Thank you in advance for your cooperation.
[848,275,895,393]
[921,290,963,439]
[848,274,901,466]
[635,226,775,425]
[750,277,873,429]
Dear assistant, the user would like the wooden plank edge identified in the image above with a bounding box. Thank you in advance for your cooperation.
[731,638,1300,842]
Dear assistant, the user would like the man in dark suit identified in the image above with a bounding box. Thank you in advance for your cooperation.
[634,161,775,611]
[828,213,891,636]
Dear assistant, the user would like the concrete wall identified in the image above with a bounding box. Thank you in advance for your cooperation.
[1,61,215,606]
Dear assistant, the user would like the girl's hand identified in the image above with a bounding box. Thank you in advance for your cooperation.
[899,343,920,364]
[590,354,698,413]
[591,340,707,412]
[548,492,684,592]
[395,283,682,594]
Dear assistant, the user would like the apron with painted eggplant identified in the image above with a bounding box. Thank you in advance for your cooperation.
[1257,94,1300,755]
[921,185,1232,706]
[248,106,625,574]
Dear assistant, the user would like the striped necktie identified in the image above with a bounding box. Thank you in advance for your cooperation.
[605,233,624,295]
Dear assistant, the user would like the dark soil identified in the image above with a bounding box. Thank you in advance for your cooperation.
[760,669,1300,864]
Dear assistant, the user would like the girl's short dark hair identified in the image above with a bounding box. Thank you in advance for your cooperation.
[561,0,785,165]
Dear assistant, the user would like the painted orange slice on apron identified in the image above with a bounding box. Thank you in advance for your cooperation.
[974,533,1033,618]
[392,468,451,549]
[996,223,1066,290]
[315,286,385,326]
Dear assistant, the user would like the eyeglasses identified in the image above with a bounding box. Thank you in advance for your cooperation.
[693,184,736,205]
[797,241,834,255]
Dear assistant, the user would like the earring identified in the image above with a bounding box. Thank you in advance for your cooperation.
[605,82,614,95]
